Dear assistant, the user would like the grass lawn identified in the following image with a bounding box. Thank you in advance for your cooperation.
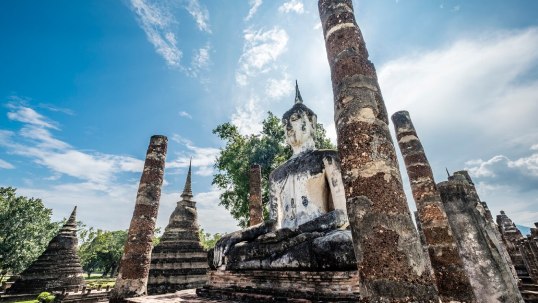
[84,273,116,288]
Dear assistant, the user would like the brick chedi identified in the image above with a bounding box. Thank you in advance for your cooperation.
[8,207,85,294]
[438,171,524,302]
[392,110,476,302]
[147,161,208,294]
[497,210,532,283]
[248,164,263,226]
[318,0,439,301]
[110,135,168,303]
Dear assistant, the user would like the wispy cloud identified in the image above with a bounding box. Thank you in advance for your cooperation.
[169,134,220,176]
[230,95,264,135]
[236,27,289,86]
[179,111,192,119]
[266,72,293,99]
[186,43,211,77]
[378,27,538,227]
[0,159,14,169]
[129,0,212,78]
[7,103,59,130]
[278,0,304,14]
[185,0,211,33]
[245,0,263,21]
[130,0,182,67]
[2,103,144,187]
[379,28,538,141]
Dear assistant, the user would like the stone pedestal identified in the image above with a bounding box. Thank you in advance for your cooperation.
[110,135,167,302]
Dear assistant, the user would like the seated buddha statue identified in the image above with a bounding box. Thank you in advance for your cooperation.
[212,82,355,271]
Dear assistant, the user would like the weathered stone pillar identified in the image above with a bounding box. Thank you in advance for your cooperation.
[318,1,438,301]
[110,135,168,303]
[249,164,263,226]
[392,111,476,302]
[438,171,524,302]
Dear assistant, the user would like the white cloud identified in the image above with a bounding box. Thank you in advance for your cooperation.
[179,111,192,119]
[465,146,538,186]
[185,0,211,33]
[130,0,182,67]
[236,27,289,85]
[278,0,304,14]
[231,96,264,135]
[377,28,538,228]
[2,104,144,186]
[245,0,263,21]
[7,104,59,130]
[379,28,538,141]
[0,159,14,169]
[266,73,294,99]
[168,134,220,175]
[186,44,211,77]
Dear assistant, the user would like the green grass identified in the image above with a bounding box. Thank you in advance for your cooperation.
[84,273,115,288]
[11,300,38,303]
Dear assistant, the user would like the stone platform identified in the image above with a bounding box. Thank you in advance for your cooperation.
[125,289,224,302]
[198,270,360,302]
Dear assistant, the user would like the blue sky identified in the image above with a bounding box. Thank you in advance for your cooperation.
[1,0,537,235]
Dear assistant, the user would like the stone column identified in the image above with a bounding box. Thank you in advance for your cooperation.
[392,111,476,302]
[438,171,524,302]
[318,1,438,301]
[110,135,168,303]
[249,164,263,226]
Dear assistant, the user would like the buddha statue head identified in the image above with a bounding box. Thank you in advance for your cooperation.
[282,81,317,156]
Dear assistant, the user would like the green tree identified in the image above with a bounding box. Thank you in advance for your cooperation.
[0,187,59,281]
[212,112,335,227]
[198,229,222,250]
[78,229,127,278]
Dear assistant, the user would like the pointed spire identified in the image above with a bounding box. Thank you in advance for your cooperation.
[446,167,451,178]
[294,80,303,104]
[181,159,193,200]
[68,206,77,223]
[59,206,77,234]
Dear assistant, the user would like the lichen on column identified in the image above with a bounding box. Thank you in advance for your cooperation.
[249,164,264,226]
[318,0,438,301]
[392,110,476,302]
[110,135,168,303]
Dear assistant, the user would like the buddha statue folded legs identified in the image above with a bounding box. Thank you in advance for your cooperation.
[211,82,356,272]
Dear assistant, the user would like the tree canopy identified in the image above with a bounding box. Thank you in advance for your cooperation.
[0,187,59,281]
[78,229,127,278]
[212,112,335,227]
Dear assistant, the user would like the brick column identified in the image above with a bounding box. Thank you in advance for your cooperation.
[110,135,167,302]
[318,1,438,301]
[392,110,475,302]
[249,164,264,226]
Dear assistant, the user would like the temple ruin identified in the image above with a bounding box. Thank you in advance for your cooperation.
[497,211,538,302]
[147,161,208,294]
[392,111,475,302]
[318,0,438,301]
[7,207,85,294]
[248,164,263,226]
[438,171,524,302]
[199,82,359,301]
[110,135,168,303]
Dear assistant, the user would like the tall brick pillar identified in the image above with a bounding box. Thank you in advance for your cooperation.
[110,135,168,302]
[392,111,476,302]
[249,164,263,226]
[318,1,438,301]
